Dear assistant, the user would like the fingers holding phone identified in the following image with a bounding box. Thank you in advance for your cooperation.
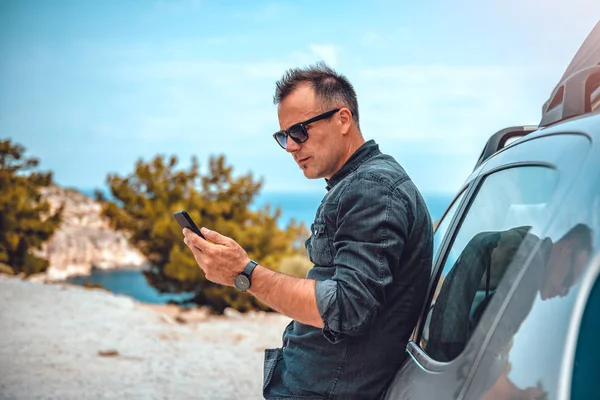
[174,210,251,287]
[173,210,206,240]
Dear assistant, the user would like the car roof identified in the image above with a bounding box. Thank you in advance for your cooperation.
[470,111,600,179]
[540,21,600,127]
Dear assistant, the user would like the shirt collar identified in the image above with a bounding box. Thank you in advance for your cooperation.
[325,140,381,191]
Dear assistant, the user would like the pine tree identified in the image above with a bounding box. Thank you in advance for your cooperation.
[0,140,62,275]
[100,154,307,312]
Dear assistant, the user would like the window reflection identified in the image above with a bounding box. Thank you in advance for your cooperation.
[466,179,600,400]
[421,166,558,361]
[469,222,594,399]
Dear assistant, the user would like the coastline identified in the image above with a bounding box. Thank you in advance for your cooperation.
[0,275,290,400]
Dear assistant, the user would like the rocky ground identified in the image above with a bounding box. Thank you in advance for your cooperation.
[0,275,291,400]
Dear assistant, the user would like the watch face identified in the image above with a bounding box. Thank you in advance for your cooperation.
[234,274,250,291]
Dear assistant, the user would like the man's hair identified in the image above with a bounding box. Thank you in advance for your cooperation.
[559,223,594,254]
[273,62,360,128]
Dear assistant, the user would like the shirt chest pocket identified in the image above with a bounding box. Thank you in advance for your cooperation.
[307,220,334,266]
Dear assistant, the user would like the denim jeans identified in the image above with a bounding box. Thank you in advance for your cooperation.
[263,140,433,399]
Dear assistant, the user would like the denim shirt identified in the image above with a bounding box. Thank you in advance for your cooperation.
[263,140,433,400]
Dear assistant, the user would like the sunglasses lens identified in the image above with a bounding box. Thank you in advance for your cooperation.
[274,132,287,148]
[288,126,308,143]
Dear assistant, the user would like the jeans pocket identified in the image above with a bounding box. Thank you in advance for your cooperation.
[263,347,283,392]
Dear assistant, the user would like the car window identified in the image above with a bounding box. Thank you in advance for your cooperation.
[432,190,466,268]
[571,275,600,399]
[420,166,558,361]
[461,166,599,400]
[463,216,595,400]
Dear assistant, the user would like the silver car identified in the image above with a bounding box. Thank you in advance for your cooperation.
[384,21,600,400]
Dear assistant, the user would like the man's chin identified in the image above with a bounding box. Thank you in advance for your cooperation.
[540,288,557,301]
[301,166,319,179]
[303,171,318,179]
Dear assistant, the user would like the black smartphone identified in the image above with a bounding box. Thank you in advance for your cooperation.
[173,210,206,239]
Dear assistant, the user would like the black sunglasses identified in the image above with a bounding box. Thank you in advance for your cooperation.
[273,108,340,149]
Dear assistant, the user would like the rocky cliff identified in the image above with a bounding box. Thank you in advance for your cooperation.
[35,185,146,280]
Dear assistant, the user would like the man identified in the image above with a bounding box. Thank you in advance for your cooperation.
[183,63,433,399]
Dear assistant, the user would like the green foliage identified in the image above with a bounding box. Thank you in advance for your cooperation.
[100,154,308,313]
[0,139,62,275]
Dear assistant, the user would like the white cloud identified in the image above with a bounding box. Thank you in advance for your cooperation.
[345,63,560,193]
[360,27,413,50]
[361,31,383,47]
[31,39,565,194]
[94,45,348,148]
[354,64,556,148]
[308,44,339,67]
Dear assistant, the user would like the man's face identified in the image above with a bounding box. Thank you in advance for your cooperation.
[277,85,346,179]
[541,239,590,300]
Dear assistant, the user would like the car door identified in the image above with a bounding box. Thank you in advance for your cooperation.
[462,117,600,400]
[384,131,591,400]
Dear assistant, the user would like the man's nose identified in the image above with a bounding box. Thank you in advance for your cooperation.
[285,137,301,153]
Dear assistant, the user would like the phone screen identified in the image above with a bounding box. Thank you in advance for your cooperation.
[173,210,206,239]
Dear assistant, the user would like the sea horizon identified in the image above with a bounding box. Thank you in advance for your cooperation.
[75,187,454,228]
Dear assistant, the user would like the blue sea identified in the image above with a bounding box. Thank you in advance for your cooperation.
[80,188,453,228]
[254,191,453,228]
[71,188,453,303]
[67,268,194,305]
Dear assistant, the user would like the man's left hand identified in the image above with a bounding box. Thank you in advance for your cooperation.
[182,227,251,287]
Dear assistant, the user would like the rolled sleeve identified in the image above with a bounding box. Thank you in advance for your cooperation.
[316,175,410,344]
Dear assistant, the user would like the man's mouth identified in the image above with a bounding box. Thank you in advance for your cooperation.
[296,156,310,164]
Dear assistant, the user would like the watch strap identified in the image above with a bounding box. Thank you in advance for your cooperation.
[242,260,258,278]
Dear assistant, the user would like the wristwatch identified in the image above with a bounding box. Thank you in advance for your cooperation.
[234,260,258,292]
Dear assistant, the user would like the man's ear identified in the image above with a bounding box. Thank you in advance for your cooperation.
[339,108,353,134]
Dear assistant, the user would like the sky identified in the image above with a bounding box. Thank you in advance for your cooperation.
[1,0,599,195]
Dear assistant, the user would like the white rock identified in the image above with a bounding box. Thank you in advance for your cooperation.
[34,185,147,278]
[223,307,244,319]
